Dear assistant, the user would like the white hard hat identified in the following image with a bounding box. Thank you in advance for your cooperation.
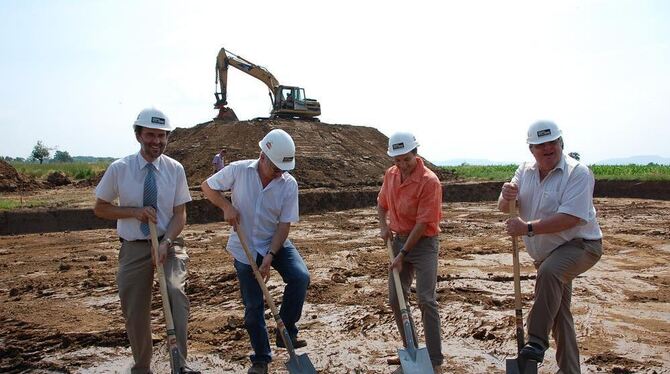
[387,132,419,157]
[133,108,173,131]
[527,120,562,144]
[258,129,296,171]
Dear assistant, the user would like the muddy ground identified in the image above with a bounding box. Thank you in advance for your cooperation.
[1,198,669,373]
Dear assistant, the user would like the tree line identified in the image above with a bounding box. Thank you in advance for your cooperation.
[2,141,115,164]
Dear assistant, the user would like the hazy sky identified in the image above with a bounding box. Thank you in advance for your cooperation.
[1,1,668,165]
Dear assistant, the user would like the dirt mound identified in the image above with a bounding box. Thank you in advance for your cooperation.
[0,160,40,192]
[46,171,71,187]
[166,119,452,188]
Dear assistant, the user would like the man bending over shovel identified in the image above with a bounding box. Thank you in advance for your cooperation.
[201,129,310,374]
[378,131,444,373]
[498,121,603,374]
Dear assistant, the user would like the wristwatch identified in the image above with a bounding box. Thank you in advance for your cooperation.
[164,238,173,247]
[527,223,535,237]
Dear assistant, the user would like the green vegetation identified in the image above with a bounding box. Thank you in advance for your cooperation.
[10,162,110,179]
[443,164,670,181]
[590,164,670,181]
[0,198,49,210]
[443,164,518,181]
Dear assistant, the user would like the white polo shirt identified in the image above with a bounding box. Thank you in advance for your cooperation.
[206,159,299,265]
[96,152,192,240]
[512,154,602,262]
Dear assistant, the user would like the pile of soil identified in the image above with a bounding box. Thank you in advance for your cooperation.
[167,119,453,188]
[46,171,71,187]
[0,160,40,192]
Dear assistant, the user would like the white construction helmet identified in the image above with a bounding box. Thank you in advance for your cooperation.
[258,129,296,171]
[526,120,562,144]
[133,108,173,131]
[387,132,419,157]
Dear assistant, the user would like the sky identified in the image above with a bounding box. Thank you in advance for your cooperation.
[1,0,669,165]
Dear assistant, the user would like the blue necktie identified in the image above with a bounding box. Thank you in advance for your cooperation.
[140,163,157,236]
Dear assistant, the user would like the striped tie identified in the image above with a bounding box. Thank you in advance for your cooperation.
[140,163,157,236]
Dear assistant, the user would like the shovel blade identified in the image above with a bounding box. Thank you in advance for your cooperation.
[285,353,317,374]
[398,347,434,374]
[505,358,538,374]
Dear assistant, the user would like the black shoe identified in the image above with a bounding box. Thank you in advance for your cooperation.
[519,342,545,363]
[276,332,307,349]
[247,361,268,374]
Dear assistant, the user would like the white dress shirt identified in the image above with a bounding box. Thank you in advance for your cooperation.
[96,152,192,240]
[513,154,602,262]
[206,159,299,265]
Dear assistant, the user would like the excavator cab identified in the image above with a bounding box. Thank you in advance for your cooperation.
[273,85,320,120]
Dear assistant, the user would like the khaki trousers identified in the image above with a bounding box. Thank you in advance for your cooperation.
[117,238,190,374]
[389,235,443,366]
[527,238,602,374]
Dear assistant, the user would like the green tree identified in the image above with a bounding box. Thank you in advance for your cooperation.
[53,150,73,163]
[31,141,51,164]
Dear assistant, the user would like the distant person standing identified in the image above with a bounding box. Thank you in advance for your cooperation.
[212,148,227,173]
[498,120,603,374]
[377,131,444,373]
[94,108,197,374]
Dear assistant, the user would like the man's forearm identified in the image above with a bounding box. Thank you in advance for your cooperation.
[530,213,580,235]
[93,199,138,220]
[164,205,187,241]
[401,222,427,253]
[269,222,291,254]
[377,205,388,229]
[201,181,232,211]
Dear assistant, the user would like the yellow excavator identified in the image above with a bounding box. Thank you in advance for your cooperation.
[214,47,321,121]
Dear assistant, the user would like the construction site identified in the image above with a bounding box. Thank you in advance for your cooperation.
[1,47,669,374]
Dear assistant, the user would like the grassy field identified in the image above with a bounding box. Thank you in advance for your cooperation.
[0,197,49,210]
[10,162,110,179]
[443,164,670,181]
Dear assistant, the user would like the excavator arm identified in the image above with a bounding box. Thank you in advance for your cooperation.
[215,47,280,109]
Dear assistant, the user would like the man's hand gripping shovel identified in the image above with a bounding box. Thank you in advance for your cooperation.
[504,201,537,374]
[386,239,434,374]
[235,225,317,374]
[149,223,200,374]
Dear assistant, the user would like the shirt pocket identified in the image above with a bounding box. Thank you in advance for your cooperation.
[538,189,560,216]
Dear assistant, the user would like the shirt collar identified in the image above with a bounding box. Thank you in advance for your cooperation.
[136,152,161,172]
[390,156,425,183]
[249,158,289,182]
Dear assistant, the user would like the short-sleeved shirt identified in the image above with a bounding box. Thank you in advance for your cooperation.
[377,157,442,237]
[212,154,225,171]
[513,154,602,262]
[206,159,299,265]
[95,152,192,240]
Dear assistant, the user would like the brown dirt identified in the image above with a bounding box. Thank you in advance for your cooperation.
[166,119,453,188]
[0,159,40,192]
[1,198,669,373]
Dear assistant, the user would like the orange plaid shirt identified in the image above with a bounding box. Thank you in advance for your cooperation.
[378,157,442,236]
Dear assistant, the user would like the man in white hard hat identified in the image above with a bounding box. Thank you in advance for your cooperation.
[498,120,602,374]
[377,132,444,372]
[201,129,310,374]
[94,108,197,373]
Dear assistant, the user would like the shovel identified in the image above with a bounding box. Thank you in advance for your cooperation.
[235,226,317,374]
[149,223,200,374]
[504,201,537,374]
[387,239,434,374]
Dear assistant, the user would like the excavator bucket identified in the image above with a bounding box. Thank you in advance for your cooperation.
[214,107,238,122]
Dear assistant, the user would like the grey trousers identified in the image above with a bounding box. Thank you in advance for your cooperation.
[117,238,190,374]
[388,235,443,366]
[527,238,602,374]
